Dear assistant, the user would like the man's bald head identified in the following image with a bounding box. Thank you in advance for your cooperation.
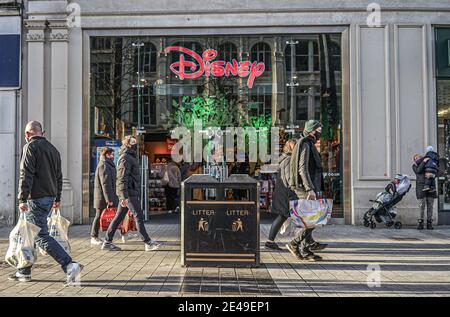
[25,121,43,139]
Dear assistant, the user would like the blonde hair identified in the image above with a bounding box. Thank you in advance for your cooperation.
[283,139,297,154]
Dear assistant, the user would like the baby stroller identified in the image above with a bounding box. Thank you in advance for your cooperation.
[363,174,411,229]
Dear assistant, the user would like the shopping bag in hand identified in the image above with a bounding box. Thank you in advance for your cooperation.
[5,213,40,269]
[100,207,137,234]
[48,208,71,254]
[39,208,71,256]
[279,218,301,237]
[289,198,333,228]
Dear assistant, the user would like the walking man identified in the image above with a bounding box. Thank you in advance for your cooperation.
[287,120,327,262]
[102,135,162,251]
[10,121,83,284]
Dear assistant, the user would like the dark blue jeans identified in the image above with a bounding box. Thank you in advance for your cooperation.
[19,197,72,275]
[105,197,151,243]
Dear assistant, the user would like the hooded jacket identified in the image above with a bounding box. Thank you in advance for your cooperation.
[116,145,140,200]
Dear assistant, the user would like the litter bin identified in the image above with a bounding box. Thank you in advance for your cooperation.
[181,174,260,267]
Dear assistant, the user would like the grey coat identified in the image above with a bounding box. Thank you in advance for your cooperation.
[412,160,438,199]
[93,156,118,210]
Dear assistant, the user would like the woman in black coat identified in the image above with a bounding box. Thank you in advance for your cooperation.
[412,154,437,230]
[91,147,118,244]
[264,140,297,250]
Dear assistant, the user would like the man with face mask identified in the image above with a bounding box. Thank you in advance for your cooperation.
[286,120,327,262]
[10,121,83,285]
[102,135,162,252]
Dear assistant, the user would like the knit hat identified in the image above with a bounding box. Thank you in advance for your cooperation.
[304,120,322,133]
[426,145,434,152]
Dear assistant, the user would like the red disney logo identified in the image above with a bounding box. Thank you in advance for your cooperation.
[164,46,265,89]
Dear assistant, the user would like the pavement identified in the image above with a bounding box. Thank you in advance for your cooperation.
[0,214,449,297]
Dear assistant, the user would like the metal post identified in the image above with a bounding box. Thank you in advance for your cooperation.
[286,39,299,125]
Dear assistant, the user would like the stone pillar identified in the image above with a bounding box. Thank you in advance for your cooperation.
[25,20,46,124]
[48,20,74,222]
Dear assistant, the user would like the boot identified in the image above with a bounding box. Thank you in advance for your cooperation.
[427,220,434,230]
[417,219,424,230]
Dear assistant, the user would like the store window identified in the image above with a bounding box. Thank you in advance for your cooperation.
[88,34,343,218]
[436,28,450,221]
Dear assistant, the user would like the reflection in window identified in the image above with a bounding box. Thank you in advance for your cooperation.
[251,42,271,71]
[285,39,320,72]
[91,62,111,94]
[249,86,272,117]
[138,42,157,74]
[218,42,238,61]
[133,86,156,126]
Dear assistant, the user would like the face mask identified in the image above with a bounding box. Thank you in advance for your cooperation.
[314,131,321,141]
[130,144,138,151]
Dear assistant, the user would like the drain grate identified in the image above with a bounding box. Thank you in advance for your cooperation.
[390,237,422,241]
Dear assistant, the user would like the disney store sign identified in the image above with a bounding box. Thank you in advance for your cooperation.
[164,46,265,89]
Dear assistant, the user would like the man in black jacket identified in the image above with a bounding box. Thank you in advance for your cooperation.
[286,120,327,262]
[91,147,118,245]
[10,121,83,285]
[102,135,162,251]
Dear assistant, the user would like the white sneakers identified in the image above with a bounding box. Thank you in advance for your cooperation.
[65,262,84,287]
[121,232,140,244]
[91,237,104,246]
[145,240,163,252]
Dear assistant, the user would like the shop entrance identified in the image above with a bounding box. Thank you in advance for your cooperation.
[86,31,347,222]
[435,28,450,225]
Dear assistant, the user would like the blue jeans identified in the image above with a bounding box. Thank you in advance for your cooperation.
[105,196,151,243]
[19,197,73,275]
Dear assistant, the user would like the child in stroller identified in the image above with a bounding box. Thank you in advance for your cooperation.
[363,174,411,229]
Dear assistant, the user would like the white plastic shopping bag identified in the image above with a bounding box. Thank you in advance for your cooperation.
[289,198,333,228]
[5,213,40,269]
[279,218,301,237]
[47,208,71,254]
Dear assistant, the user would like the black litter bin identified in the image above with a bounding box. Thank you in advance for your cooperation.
[181,174,260,267]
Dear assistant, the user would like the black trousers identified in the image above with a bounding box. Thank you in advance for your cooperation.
[91,208,103,238]
[268,214,288,241]
[105,197,151,243]
[291,228,315,254]
[166,186,180,211]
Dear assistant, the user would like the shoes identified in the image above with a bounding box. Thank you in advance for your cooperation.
[91,237,104,246]
[301,251,323,262]
[265,241,282,251]
[285,243,303,260]
[417,220,424,230]
[65,262,84,287]
[101,241,122,251]
[122,232,140,244]
[8,272,31,283]
[427,220,434,230]
[309,242,328,251]
[145,240,163,252]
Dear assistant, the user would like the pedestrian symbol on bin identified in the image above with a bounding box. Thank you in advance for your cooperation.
[198,218,209,232]
[232,218,244,232]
